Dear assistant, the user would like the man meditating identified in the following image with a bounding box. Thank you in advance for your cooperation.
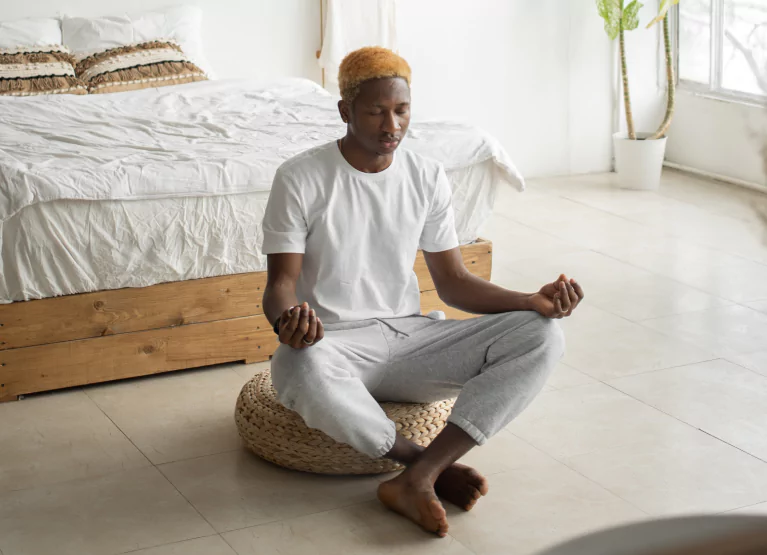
[261,46,584,536]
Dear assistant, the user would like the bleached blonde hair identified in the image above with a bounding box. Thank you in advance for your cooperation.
[338,46,411,103]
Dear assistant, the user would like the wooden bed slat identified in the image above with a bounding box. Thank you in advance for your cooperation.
[0,315,272,398]
[0,272,267,351]
[0,239,492,400]
[0,240,491,350]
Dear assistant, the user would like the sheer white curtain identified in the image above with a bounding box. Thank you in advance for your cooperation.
[318,0,398,95]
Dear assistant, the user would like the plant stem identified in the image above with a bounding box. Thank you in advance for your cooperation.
[650,13,676,139]
[620,26,636,140]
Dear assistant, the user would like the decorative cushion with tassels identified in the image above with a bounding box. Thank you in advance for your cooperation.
[75,40,207,94]
[0,45,87,97]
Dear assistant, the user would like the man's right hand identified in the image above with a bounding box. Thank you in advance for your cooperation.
[278,302,324,349]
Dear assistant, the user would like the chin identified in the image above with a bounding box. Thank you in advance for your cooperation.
[375,143,400,156]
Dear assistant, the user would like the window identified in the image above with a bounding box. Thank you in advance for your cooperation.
[677,0,767,100]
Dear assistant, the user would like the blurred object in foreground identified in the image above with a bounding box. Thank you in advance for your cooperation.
[761,141,767,244]
[536,515,767,555]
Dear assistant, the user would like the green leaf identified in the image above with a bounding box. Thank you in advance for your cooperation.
[596,0,623,40]
[647,0,679,28]
[622,0,644,31]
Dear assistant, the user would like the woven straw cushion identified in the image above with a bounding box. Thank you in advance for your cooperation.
[235,370,455,475]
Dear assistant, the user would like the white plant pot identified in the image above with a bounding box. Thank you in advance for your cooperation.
[613,132,668,191]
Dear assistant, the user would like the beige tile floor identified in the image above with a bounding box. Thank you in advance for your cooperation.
[2,169,767,555]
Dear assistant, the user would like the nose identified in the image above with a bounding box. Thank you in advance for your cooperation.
[381,110,400,135]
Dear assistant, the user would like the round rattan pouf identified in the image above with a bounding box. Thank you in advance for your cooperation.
[235,370,455,475]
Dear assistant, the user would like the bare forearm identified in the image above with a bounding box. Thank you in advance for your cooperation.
[438,272,533,314]
[263,282,299,324]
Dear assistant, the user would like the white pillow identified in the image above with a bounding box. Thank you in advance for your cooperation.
[0,17,62,49]
[61,5,214,77]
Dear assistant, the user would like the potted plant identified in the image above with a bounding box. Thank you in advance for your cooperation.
[597,0,678,190]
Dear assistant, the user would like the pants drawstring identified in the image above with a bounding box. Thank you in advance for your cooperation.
[375,318,411,338]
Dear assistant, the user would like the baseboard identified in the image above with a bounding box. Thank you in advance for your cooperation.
[663,161,767,194]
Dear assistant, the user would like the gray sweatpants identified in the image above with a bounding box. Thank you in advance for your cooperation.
[271,311,565,458]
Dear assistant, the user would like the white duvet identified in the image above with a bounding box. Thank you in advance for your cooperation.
[0,78,524,302]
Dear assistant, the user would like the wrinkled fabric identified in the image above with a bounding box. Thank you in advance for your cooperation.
[0,78,524,302]
[271,312,564,458]
[0,161,500,303]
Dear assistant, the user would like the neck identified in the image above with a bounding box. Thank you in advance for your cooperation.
[339,134,394,173]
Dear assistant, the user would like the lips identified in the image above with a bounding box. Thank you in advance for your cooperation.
[380,138,399,148]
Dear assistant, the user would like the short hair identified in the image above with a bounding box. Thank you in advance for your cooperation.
[338,46,411,103]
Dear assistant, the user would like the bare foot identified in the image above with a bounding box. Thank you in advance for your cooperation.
[377,475,449,537]
[435,463,489,511]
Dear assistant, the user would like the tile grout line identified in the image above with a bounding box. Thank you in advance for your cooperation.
[718,356,767,382]
[446,533,480,555]
[77,388,394,549]
[80,388,154,468]
[504,431,652,518]
[491,221,750,331]
[210,499,380,547]
[696,428,767,466]
[589,249,752,307]
[215,497,481,555]
[717,500,767,515]
[587,356,722,384]
[154,447,242,467]
[81,389,224,540]
[153,463,222,536]
[114,532,224,555]
[215,503,480,555]
[555,457,652,518]
[602,380,767,467]
[564,191,759,236]
[509,183,767,273]
[219,532,240,555]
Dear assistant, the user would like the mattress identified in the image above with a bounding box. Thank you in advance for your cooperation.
[0,78,523,303]
[2,161,501,302]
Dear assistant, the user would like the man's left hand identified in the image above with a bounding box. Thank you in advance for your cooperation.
[529,274,584,319]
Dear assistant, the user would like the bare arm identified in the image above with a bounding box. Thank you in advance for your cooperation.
[424,248,533,313]
[264,253,324,348]
[424,248,584,318]
[264,253,303,324]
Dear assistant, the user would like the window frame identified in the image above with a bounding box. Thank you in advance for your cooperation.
[674,1,767,106]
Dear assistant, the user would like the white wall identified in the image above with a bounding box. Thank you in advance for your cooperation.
[397,0,614,178]
[616,1,766,188]
[3,0,616,178]
[1,0,322,82]
[666,92,766,188]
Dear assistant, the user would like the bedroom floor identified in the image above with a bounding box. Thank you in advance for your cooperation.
[2,169,767,555]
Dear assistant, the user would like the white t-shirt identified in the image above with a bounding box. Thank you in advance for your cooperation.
[261,141,459,323]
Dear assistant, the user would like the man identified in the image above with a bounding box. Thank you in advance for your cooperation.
[261,47,583,537]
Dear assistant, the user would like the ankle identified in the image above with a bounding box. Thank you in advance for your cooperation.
[399,464,439,487]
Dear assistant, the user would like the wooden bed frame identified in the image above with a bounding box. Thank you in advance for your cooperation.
[0,239,492,402]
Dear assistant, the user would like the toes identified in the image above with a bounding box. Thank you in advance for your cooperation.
[428,499,449,537]
[428,499,447,520]
[467,469,489,496]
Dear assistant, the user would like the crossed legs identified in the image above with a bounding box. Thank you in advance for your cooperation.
[271,311,564,535]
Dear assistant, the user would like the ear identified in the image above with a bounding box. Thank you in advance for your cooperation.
[337,99,350,124]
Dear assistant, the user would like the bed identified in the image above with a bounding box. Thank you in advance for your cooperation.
[0,77,523,401]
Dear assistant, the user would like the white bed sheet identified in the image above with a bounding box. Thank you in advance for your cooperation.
[1,162,501,302]
[0,78,523,303]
